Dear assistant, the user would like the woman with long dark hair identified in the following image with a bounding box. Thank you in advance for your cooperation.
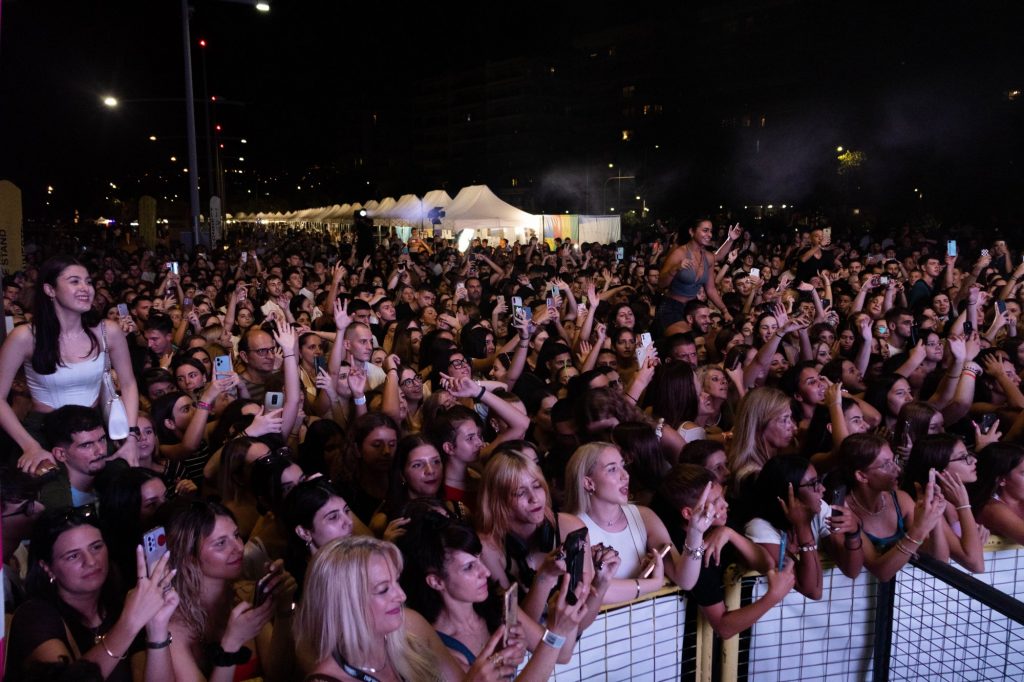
[6,508,178,682]
[0,255,140,473]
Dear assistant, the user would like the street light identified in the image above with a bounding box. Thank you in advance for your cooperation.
[103,96,119,107]
[180,0,269,246]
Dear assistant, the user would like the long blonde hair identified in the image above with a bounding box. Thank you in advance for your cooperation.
[295,536,440,681]
[476,451,551,541]
[168,501,235,638]
[563,442,619,515]
[728,387,792,484]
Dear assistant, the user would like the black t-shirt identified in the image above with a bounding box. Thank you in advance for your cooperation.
[7,598,139,682]
[688,561,726,607]
[795,247,833,283]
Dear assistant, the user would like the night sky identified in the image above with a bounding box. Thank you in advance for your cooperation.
[1,1,1021,223]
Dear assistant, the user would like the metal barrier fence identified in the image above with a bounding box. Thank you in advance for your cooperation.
[551,586,691,681]
[723,540,1024,682]
[533,541,1024,680]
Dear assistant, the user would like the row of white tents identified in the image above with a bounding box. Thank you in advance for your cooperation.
[231,184,621,244]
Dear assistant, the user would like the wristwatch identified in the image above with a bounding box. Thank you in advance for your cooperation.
[541,629,567,649]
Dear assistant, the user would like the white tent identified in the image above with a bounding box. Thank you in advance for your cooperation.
[441,185,540,239]
[390,194,423,224]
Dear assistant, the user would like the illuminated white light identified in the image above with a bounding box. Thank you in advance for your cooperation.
[457,228,475,253]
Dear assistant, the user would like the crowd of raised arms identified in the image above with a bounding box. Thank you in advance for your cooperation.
[3,217,1024,681]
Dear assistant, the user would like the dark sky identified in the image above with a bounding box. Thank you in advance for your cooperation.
[1,1,1022,222]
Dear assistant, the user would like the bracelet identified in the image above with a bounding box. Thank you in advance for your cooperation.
[895,541,916,557]
[798,543,817,553]
[956,504,972,511]
[962,369,979,379]
[283,354,295,359]
[844,524,862,539]
[207,643,252,667]
[540,628,567,649]
[904,532,924,545]
[475,385,486,401]
[97,634,127,661]
[682,541,706,560]
[353,394,367,406]
[635,579,641,599]
[146,634,173,650]
[197,400,213,411]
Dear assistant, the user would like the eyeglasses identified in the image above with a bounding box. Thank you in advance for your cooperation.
[868,459,900,473]
[449,358,468,369]
[949,452,977,464]
[797,478,824,490]
[248,347,277,357]
[400,375,423,387]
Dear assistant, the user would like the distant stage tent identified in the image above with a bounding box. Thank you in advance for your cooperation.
[233,185,619,243]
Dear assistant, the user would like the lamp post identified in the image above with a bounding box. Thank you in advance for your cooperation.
[603,175,635,214]
[181,0,269,246]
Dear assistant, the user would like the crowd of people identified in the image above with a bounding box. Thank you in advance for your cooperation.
[2,216,1024,680]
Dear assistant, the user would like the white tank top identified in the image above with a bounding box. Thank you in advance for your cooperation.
[23,328,105,409]
[579,504,649,578]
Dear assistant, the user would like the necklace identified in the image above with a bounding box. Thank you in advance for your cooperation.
[850,492,887,516]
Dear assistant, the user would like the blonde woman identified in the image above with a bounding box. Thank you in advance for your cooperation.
[728,387,797,517]
[476,451,618,622]
[561,442,713,602]
[296,536,526,682]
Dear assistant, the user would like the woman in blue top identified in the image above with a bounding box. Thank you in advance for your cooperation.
[656,219,733,331]
[837,433,947,581]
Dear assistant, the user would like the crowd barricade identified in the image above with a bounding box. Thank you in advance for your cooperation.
[550,585,691,681]
[719,538,1024,681]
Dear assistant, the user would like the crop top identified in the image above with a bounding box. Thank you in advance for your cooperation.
[23,328,105,409]
[669,250,711,299]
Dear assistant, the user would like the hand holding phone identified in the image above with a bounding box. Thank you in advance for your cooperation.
[142,527,169,578]
[639,543,671,579]
[562,527,588,605]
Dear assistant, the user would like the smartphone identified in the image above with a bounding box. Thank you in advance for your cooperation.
[237,286,247,301]
[398,261,406,271]
[777,540,787,571]
[511,296,524,318]
[264,391,284,411]
[640,543,671,579]
[502,583,519,648]
[997,300,1007,315]
[241,252,248,263]
[214,355,232,380]
[947,240,957,258]
[117,303,130,318]
[635,331,652,364]
[749,267,760,279]
[907,324,918,347]
[964,320,974,335]
[821,299,831,308]
[497,295,506,310]
[169,262,180,275]
[928,468,937,488]
[563,527,588,605]
[142,526,169,578]
[830,484,847,518]
[550,284,559,298]
[546,296,555,309]
[456,282,467,295]
[980,413,998,435]
[313,356,327,375]
[182,297,192,310]
[981,249,990,258]
[616,247,625,261]
[823,227,832,243]
[253,571,274,608]
[880,276,889,285]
